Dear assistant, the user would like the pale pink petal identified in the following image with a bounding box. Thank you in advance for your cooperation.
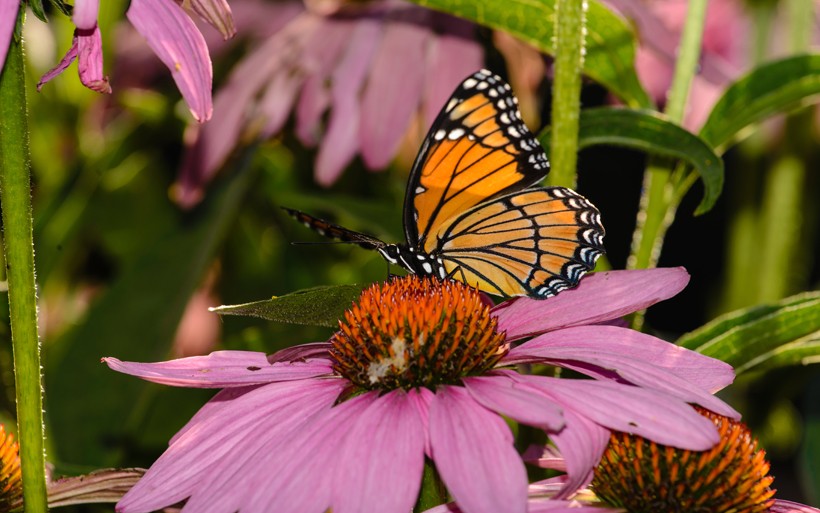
[314,17,380,185]
[73,0,99,30]
[189,0,236,40]
[528,501,614,512]
[267,342,331,363]
[117,379,342,513]
[770,500,820,513]
[545,409,609,499]
[359,7,428,169]
[258,68,307,137]
[37,38,80,91]
[333,390,425,513]
[493,268,690,341]
[127,0,213,122]
[463,374,565,431]
[76,27,111,93]
[407,387,434,457]
[506,325,736,394]
[103,351,333,387]
[515,374,719,450]
[168,385,260,445]
[522,445,566,472]
[0,0,18,70]
[423,15,483,127]
[243,392,378,512]
[430,386,527,513]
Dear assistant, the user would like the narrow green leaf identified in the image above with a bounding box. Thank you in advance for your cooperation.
[677,292,820,374]
[408,0,652,108]
[700,55,820,152]
[211,284,367,328]
[539,108,724,214]
[28,0,48,23]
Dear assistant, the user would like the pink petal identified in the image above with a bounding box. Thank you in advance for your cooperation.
[37,37,80,91]
[430,386,527,513]
[127,0,213,122]
[267,342,331,363]
[118,379,342,513]
[422,15,483,127]
[0,0,18,70]
[103,351,333,387]
[506,325,737,394]
[522,445,565,472]
[463,374,565,431]
[76,27,111,93]
[359,7,428,169]
[243,392,379,512]
[333,390,425,513]
[407,387,434,457]
[493,268,690,341]
[188,0,236,40]
[73,0,99,30]
[516,374,720,450]
[544,409,609,499]
[257,69,309,137]
[168,384,260,445]
[314,17,380,185]
[770,500,820,513]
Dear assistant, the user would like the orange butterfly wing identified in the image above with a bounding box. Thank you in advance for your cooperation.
[404,70,549,251]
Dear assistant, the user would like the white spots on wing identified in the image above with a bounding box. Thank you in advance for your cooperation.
[507,126,521,138]
[434,129,447,141]
[463,77,478,89]
[447,128,466,140]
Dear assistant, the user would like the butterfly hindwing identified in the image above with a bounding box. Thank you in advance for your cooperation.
[404,69,550,251]
[432,187,605,298]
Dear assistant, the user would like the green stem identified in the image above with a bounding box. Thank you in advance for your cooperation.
[548,0,587,189]
[0,27,49,513]
[628,0,708,271]
[414,460,447,512]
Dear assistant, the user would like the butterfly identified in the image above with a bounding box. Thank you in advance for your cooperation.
[285,69,605,299]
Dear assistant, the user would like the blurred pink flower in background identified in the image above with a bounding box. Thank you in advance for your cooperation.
[0,0,20,70]
[604,0,750,130]
[36,0,227,122]
[175,0,484,207]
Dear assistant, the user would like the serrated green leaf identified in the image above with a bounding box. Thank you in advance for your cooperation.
[700,55,820,152]
[408,0,652,108]
[211,284,367,328]
[677,291,820,374]
[540,108,724,214]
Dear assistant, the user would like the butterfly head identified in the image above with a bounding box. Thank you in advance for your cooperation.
[378,244,448,280]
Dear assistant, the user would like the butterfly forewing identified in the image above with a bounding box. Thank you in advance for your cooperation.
[432,187,605,298]
[404,69,550,250]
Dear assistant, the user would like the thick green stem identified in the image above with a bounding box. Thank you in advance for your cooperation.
[414,460,447,512]
[0,29,49,513]
[628,0,708,271]
[548,0,587,189]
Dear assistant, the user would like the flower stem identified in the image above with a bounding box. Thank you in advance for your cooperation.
[414,459,447,512]
[0,26,49,513]
[548,0,587,189]
[628,0,708,271]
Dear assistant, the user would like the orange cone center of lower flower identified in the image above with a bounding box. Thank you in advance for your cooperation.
[330,276,507,391]
[0,425,23,512]
[592,407,776,513]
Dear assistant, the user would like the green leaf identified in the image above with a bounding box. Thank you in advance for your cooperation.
[408,0,652,108]
[211,284,367,328]
[700,55,820,152]
[28,0,48,23]
[539,108,724,214]
[44,161,257,467]
[677,291,820,374]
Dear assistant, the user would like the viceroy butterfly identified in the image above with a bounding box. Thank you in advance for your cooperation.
[285,69,605,299]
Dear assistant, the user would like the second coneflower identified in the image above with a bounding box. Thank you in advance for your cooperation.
[105,268,738,513]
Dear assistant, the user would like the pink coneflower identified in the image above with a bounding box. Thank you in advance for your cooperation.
[36,0,227,122]
[105,268,737,513]
[175,0,484,206]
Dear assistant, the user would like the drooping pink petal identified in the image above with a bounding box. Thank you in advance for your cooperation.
[0,0,18,71]
[770,500,820,513]
[430,386,527,513]
[37,37,79,91]
[257,68,309,138]
[506,325,736,394]
[493,268,690,341]
[522,445,566,472]
[126,0,213,122]
[514,374,719,450]
[242,392,379,513]
[422,15,483,128]
[72,0,99,30]
[359,7,428,169]
[544,409,610,499]
[117,379,343,513]
[267,341,332,363]
[76,27,111,93]
[333,390,425,513]
[188,0,236,40]
[314,17,381,185]
[103,351,333,387]
[463,374,565,431]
